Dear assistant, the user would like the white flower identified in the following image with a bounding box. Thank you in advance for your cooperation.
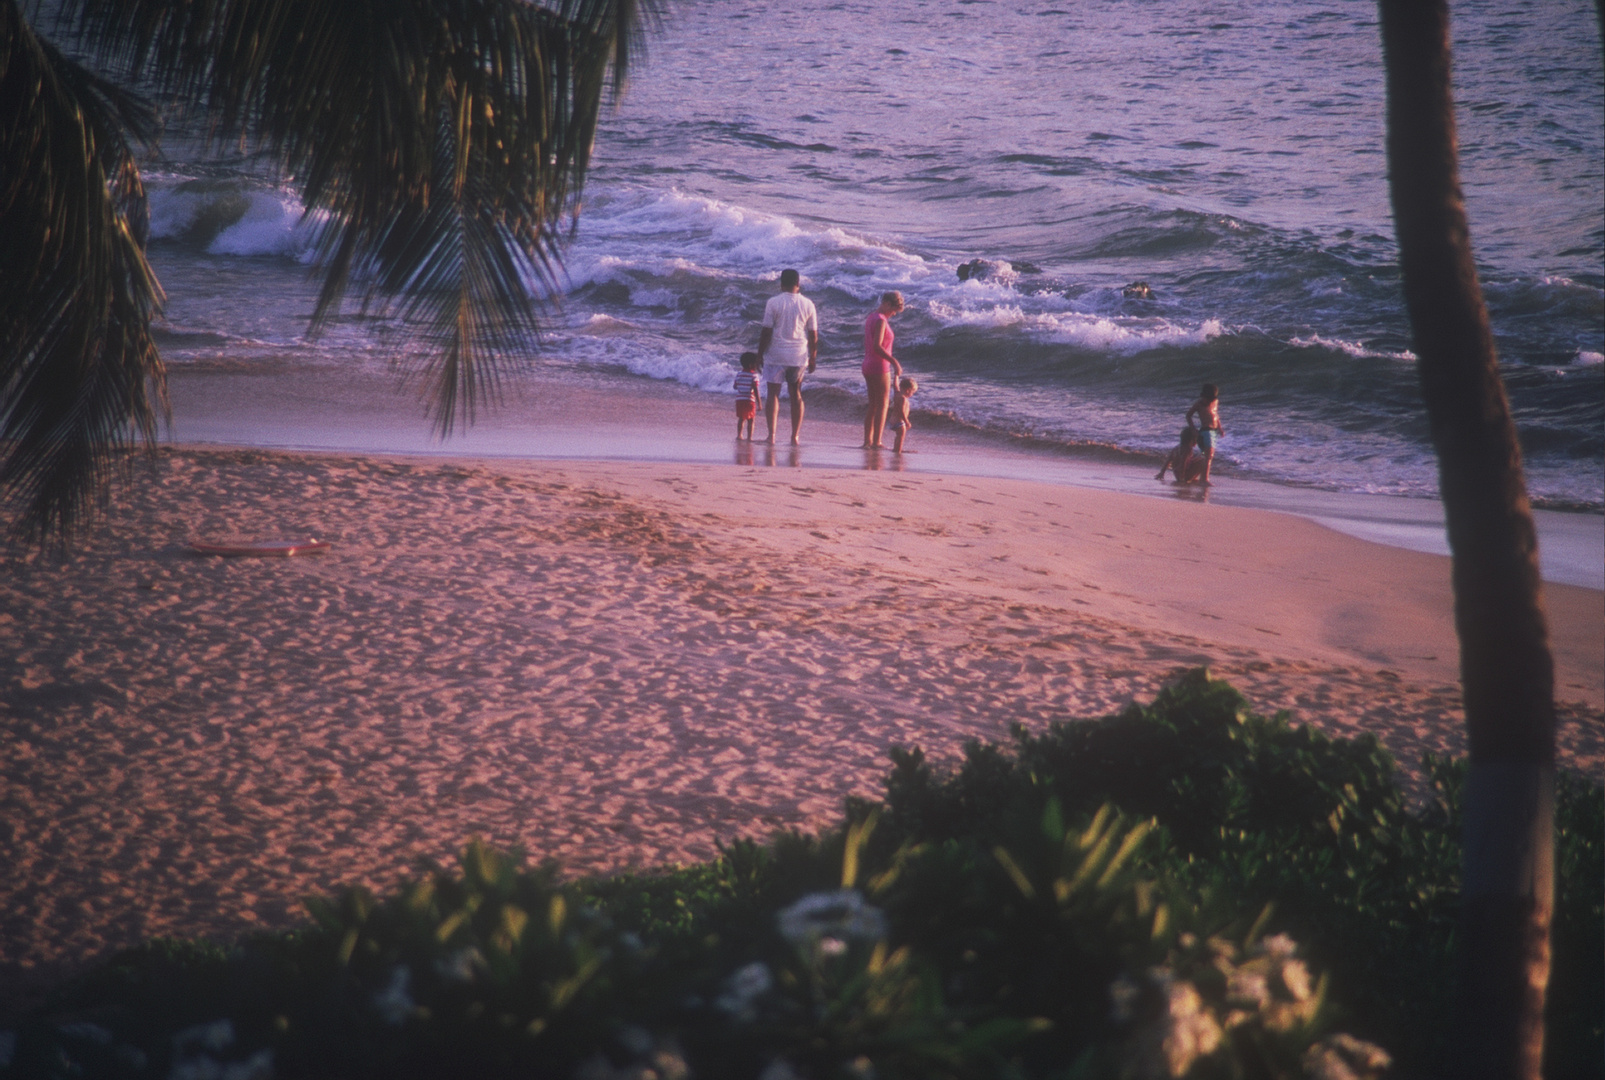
[1121,972,1223,1079]
[650,1045,692,1080]
[758,1059,807,1080]
[1226,968,1270,1010]
[776,890,887,946]
[817,936,847,957]
[434,946,483,983]
[222,1049,274,1080]
[1259,933,1298,959]
[1302,1032,1392,1080]
[1281,958,1313,1002]
[1109,974,1142,1021]
[715,962,774,1021]
[1158,981,1222,1076]
[372,966,414,1026]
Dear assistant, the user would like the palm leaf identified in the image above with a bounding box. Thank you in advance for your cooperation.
[3,0,655,545]
[1,0,165,548]
[68,0,657,434]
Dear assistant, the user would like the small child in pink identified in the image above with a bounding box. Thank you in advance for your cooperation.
[733,351,761,440]
[888,377,917,452]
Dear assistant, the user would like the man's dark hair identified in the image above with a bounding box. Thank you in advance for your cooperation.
[780,268,800,290]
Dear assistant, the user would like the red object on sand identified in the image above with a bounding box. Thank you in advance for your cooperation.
[188,539,332,557]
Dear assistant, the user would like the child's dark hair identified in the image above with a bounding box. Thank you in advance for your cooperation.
[1201,383,1219,399]
[740,351,761,371]
[1179,426,1199,449]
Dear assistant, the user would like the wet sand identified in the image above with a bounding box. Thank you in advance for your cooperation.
[1,444,1600,1018]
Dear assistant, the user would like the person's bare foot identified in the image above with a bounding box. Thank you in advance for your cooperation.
[790,436,802,446]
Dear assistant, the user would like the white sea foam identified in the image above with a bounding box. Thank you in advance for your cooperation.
[1289,333,1416,362]
[924,300,1225,354]
[1576,350,1604,366]
[574,187,930,294]
[147,179,321,260]
[561,322,734,392]
[209,195,322,259]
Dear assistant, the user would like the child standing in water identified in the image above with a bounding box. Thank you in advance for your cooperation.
[1155,426,1205,483]
[733,352,762,440]
[888,377,917,452]
[1185,383,1224,483]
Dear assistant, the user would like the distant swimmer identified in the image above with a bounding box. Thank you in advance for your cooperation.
[757,268,819,445]
[1185,383,1225,483]
[1122,281,1155,299]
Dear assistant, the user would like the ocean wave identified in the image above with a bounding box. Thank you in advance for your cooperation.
[575,188,929,295]
[148,177,322,260]
[924,300,1226,354]
[1288,333,1417,362]
[1576,350,1604,366]
[559,324,735,393]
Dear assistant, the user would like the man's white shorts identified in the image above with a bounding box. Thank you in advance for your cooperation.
[762,360,806,389]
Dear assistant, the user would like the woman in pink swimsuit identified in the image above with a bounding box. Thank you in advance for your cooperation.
[861,291,905,448]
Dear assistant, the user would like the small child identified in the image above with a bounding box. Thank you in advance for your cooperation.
[1184,383,1224,483]
[888,377,917,452]
[1155,426,1205,483]
[733,351,761,440]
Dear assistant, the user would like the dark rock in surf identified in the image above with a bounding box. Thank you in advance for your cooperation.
[957,258,1039,282]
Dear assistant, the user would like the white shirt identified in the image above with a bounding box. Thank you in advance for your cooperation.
[761,291,818,366]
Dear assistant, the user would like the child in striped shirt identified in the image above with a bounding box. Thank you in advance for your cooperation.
[733,351,762,440]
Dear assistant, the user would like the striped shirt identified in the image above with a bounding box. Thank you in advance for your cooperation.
[733,370,761,402]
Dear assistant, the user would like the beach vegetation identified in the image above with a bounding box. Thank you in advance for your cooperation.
[1,0,655,547]
[3,671,1598,1079]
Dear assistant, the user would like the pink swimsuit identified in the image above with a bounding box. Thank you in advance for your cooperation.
[862,311,894,377]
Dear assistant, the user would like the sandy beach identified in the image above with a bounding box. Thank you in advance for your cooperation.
[1,441,1600,1018]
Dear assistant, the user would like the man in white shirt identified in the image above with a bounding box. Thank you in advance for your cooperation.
[757,268,820,445]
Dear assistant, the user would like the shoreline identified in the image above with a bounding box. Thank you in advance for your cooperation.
[163,362,1605,591]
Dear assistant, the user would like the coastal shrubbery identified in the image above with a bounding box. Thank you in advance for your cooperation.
[3,670,1600,1079]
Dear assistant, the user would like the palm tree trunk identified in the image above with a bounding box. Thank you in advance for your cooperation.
[1377,2,1556,1077]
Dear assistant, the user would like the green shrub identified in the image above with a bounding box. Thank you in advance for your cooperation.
[871,668,1599,1079]
[3,670,1597,1080]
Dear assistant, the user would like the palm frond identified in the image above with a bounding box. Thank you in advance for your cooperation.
[1,0,165,548]
[69,0,655,435]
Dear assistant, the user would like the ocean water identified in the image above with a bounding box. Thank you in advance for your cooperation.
[143,0,1604,510]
